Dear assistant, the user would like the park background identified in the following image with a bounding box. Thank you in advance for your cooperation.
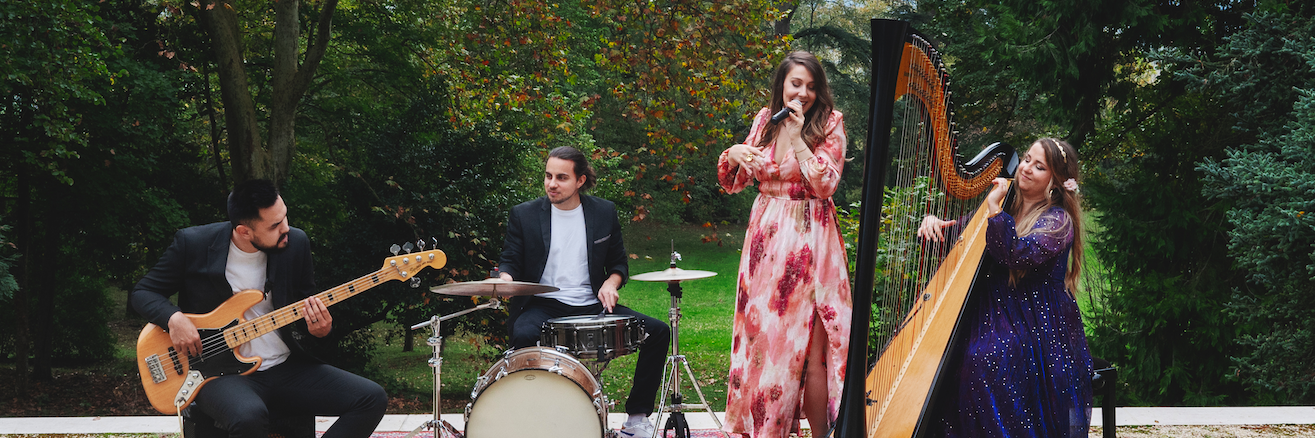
[2,0,1314,421]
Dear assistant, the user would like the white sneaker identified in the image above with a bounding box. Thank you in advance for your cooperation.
[618,417,655,438]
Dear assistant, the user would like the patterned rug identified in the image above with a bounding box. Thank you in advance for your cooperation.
[362,430,732,438]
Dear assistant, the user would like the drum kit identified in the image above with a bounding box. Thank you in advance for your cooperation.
[404,250,723,438]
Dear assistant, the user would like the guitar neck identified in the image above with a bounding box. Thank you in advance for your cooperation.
[222,269,402,347]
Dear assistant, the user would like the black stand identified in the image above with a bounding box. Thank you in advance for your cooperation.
[403,299,503,438]
[651,275,727,438]
[1092,357,1118,438]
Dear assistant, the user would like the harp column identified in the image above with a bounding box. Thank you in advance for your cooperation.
[833,18,911,438]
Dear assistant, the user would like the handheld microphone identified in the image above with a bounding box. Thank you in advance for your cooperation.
[770,99,801,124]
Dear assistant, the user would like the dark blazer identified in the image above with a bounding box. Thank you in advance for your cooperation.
[129,222,323,357]
[498,195,629,321]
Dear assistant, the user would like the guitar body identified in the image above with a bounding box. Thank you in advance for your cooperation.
[136,289,264,414]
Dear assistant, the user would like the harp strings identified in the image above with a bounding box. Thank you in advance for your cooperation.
[865,34,986,432]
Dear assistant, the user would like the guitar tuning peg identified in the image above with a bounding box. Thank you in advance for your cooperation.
[417,239,427,251]
[410,277,421,288]
[390,244,401,256]
[403,242,415,254]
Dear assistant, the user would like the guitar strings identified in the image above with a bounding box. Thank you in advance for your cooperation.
[163,270,399,364]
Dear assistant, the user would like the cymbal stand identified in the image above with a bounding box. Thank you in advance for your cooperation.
[404,298,504,438]
[652,263,727,438]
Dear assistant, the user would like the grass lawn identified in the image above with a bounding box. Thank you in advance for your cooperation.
[366,220,747,414]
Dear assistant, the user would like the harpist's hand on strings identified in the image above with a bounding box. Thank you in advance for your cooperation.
[917,215,958,242]
[985,178,1010,216]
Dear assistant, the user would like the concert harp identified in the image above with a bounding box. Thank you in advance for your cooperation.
[832,19,1019,438]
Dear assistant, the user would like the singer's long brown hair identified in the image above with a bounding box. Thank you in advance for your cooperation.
[754,51,835,151]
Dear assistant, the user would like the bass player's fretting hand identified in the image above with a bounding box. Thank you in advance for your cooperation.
[167,311,202,358]
[304,297,332,338]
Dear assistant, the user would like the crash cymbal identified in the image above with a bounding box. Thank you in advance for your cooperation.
[430,279,559,297]
[630,267,718,282]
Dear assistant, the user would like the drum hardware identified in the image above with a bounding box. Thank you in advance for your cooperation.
[630,248,727,438]
[401,297,505,438]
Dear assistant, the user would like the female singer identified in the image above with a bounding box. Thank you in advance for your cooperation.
[717,51,852,437]
[918,138,1093,437]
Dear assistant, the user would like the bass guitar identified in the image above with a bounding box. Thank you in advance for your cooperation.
[135,248,446,414]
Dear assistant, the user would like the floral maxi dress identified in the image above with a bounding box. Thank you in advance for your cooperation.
[717,108,853,437]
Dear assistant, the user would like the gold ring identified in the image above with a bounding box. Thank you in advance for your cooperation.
[744,154,754,162]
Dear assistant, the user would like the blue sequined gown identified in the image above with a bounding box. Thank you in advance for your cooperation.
[932,206,1093,437]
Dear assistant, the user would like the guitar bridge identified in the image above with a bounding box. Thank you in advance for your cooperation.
[145,354,167,384]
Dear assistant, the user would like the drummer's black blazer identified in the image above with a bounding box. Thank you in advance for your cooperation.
[497,194,630,325]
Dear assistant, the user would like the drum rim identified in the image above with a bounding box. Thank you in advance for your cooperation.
[470,346,602,397]
[546,314,634,323]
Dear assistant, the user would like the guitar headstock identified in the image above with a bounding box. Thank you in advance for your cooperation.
[382,248,447,280]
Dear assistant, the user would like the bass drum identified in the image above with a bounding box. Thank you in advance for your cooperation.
[464,347,608,437]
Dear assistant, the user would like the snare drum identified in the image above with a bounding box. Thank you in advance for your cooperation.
[541,314,647,361]
[464,347,607,438]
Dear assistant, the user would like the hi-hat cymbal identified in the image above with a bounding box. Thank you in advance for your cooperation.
[430,279,559,297]
[630,267,718,282]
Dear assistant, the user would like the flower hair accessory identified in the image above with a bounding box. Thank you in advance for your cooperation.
[1062,178,1079,193]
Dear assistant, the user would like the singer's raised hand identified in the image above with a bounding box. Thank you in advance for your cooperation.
[783,99,805,131]
[727,143,764,172]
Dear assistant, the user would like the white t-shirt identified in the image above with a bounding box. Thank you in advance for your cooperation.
[225,241,290,371]
[537,203,599,306]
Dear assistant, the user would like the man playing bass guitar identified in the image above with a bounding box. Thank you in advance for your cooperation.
[130,179,386,438]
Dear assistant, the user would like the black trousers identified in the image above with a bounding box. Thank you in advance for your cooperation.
[511,296,671,416]
[193,357,387,438]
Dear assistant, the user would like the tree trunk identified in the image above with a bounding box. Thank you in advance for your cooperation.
[198,0,266,185]
[12,164,30,395]
[403,325,415,352]
[31,208,54,381]
[269,0,300,185]
[774,1,800,37]
[1067,49,1112,149]
[201,67,228,188]
[197,0,337,186]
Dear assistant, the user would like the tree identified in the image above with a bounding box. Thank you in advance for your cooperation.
[1195,7,1315,403]
[1082,87,1253,405]
[584,0,789,222]
[185,0,338,185]
[0,0,120,389]
[903,0,1267,404]
[914,0,1242,147]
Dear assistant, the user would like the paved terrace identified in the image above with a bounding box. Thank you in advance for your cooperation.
[2,407,1314,434]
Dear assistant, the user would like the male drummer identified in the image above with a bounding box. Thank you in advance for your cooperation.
[497,146,671,438]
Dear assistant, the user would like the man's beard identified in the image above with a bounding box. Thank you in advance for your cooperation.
[254,232,290,255]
